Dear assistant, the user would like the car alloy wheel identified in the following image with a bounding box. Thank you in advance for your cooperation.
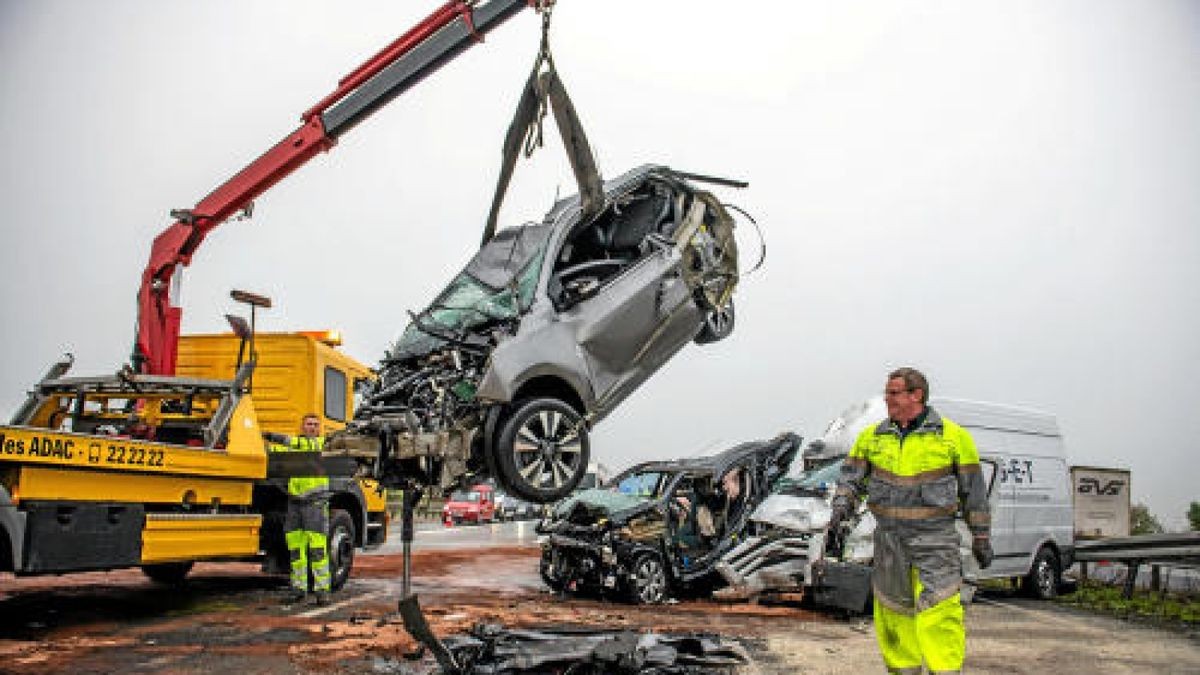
[628,553,668,604]
[694,300,735,344]
[495,397,590,503]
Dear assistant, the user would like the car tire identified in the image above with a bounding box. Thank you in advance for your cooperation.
[494,397,590,503]
[694,301,735,345]
[141,561,194,585]
[1024,546,1060,600]
[627,552,669,604]
[328,508,356,592]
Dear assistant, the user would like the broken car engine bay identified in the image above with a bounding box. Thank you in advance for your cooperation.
[327,165,744,504]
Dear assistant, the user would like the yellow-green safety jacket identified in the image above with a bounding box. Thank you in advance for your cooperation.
[271,435,330,498]
[834,407,990,537]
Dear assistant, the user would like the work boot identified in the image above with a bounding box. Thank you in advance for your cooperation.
[281,590,307,606]
[314,591,331,607]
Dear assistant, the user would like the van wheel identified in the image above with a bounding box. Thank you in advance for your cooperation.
[493,398,590,503]
[141,561,194,585]
[328,509,356,592]
[1024,547,1059,600]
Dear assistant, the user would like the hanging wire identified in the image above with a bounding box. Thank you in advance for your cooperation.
[723,203,768,277]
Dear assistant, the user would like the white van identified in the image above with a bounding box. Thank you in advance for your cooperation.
[716,396,1074,609]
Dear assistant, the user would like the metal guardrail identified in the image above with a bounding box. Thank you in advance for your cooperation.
[1074,532,1200,597]
[1074,533,1200,563]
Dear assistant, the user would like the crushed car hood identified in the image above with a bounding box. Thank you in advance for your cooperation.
[388,223,553,361]
[749,493,832,532]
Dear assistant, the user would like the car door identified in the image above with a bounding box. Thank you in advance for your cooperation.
[564,246,701,414]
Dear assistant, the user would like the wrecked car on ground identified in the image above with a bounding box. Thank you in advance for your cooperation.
[330,165,743,503]
[536,433,800,603]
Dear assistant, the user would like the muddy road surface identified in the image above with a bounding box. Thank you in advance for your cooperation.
[2,522,1198,673]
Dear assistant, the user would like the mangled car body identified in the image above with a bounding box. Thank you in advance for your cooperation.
[716,397,1049,612]
[536,433,800,603]
[330,165,742,503]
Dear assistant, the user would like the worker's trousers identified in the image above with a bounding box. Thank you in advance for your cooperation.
[284,497,331,593]
[871,521,965,674]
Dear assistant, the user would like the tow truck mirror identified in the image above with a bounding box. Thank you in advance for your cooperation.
[226,314,253,374]
[225,314,252,340]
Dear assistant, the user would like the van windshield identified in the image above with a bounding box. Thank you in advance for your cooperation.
[798,459,844,490]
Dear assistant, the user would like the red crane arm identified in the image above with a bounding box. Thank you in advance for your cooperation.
[135,0,532,374]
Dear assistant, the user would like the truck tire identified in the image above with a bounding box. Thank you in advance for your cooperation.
[1024,546,1060,600]
[141,561,194,585]
[328,509,356,592]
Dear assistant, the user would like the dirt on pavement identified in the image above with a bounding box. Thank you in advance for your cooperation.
[2,547,1198,673]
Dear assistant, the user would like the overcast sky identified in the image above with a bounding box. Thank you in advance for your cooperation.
[1,1,1197,528]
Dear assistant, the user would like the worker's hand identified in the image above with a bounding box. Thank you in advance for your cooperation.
[262,431,288,445]
[972,536,994,570]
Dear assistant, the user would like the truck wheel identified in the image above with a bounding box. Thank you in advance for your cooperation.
[328,509,356,592]
[141,561,194,585]
[494,397,590,503]
[626,552,668,604]
[1024,547,1060,600]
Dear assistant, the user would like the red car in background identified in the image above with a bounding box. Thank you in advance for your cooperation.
[442,484,497,525]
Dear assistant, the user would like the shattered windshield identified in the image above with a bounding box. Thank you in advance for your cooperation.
[552,488,650,518]
[616,471,668,498]
[388,224,551,360]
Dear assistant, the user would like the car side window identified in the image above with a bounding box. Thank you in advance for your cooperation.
[324,366,347,422]
[550,181,681,309]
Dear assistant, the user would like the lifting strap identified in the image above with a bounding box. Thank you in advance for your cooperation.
[481,2,603,247]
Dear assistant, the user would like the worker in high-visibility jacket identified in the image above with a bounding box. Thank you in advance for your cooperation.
[831,368,992,674]
[265,413,333,607]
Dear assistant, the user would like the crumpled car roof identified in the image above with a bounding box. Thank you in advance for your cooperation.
[611,439,793,486]
[464,222,554,291]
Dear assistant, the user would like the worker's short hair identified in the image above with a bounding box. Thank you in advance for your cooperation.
[888,367,929,404]
[302,413,321,423]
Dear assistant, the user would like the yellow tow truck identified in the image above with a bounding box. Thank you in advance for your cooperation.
[0,328,388,587]
[0,0,538,607]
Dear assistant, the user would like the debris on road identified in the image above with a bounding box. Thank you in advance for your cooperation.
[439,623,750,674]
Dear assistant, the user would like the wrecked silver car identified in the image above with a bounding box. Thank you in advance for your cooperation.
[332,165,742,503]
[536,433,800,603]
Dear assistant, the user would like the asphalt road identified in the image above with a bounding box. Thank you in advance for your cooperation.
[373,517,545,553]
[1,521,1197,673]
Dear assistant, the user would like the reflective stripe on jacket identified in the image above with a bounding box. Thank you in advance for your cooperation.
[270,435,330,497]
[834,407,990,536]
